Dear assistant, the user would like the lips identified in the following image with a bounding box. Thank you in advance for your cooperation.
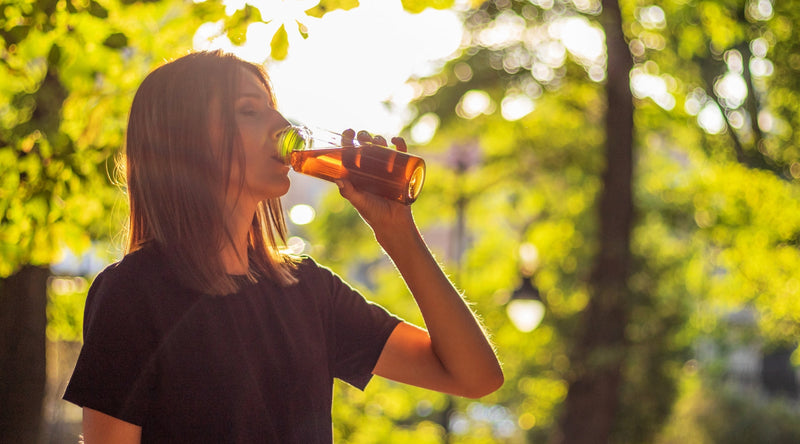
[271,156,290,174]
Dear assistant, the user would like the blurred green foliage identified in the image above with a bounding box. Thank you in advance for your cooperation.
[0,0,453,281]
[4,0,800,442]
[656,369,800,444]
[46,275,88,342]
[306,0,800,442]
[0,0,205,278]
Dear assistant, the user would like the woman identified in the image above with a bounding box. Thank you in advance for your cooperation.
[63,50,503,443]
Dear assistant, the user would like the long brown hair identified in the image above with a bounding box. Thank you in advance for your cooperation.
[125,50,297,293]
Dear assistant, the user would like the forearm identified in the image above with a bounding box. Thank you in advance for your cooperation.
[334,177,502,396]
[376,221,503,394]
[83,408,141,444]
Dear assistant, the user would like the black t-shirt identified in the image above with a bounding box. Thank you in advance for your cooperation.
[63,246,402,443]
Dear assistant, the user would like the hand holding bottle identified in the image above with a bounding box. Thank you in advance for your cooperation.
[278,125,425,204]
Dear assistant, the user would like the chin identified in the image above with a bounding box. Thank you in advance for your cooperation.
[266,177,291,199]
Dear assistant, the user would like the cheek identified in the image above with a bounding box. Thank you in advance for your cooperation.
[238,121,269,152]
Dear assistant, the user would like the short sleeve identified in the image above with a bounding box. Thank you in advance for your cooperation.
[63,265,157,425]
[306,260,402,390]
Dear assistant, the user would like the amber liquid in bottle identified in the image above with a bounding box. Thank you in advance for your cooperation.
[289,144,426,205]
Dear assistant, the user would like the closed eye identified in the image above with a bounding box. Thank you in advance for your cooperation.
[235,95,268,117]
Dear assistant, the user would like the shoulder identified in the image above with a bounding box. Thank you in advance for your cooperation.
[94,245,166,284]
[292,255,345,288]
[83,246,173,330]
[289,256,371,309]
[293,255,323,275]
[85,249,158,302]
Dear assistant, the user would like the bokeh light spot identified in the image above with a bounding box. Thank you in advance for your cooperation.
[289,204,316,225]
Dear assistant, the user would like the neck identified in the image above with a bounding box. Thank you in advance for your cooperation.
[222,198,258,275]
[220,242,249,275]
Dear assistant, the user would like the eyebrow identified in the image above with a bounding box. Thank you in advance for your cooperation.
[236,93,266,100]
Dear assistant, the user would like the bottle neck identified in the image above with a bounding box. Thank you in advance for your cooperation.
[277,126,311,163]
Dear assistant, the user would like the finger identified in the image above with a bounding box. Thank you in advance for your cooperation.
[342,129,356,147]
[373,135,387,147]
[357,130,372,145]
[391,137,408,152]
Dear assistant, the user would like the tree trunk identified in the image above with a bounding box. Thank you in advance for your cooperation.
[0,266,50,444]
[554,0,635,442]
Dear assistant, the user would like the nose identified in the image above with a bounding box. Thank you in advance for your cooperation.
[270,111,292,139]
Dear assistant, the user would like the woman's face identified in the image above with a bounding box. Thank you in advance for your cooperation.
[222,67,292,204]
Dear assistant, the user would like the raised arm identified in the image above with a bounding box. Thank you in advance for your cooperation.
[82,408,141,444]
[335,176,504,399]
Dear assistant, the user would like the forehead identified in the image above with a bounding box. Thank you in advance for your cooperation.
[237,67,268,97]
[207,68,270,118]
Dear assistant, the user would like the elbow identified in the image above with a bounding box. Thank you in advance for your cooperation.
[480,368,505,398]
[460,367,505,399]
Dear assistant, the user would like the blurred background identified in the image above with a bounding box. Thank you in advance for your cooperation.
[2,0,800,443]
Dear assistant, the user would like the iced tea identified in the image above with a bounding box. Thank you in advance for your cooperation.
[289,144,425,205]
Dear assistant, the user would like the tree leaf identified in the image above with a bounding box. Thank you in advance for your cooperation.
[47,44,61,66]
[400,0,454,14]
[2,25,31,45]
[297,20,308,39]
[270,24,289,61]
[102,32,128,49]
[225,4,262,46]
[88,0,109,19]
[306,0,359,19]
[36,0,59,16]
